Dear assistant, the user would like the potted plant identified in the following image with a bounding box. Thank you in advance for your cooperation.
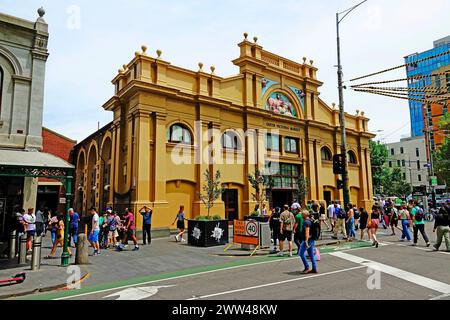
[188,170,229,247]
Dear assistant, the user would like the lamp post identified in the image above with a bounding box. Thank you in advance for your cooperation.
[336,0,368,208]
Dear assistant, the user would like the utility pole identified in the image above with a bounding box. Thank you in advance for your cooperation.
[424,128,437,208]
[336,0,368,208]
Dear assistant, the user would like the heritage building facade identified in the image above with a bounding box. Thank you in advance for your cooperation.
[73,36,374,233]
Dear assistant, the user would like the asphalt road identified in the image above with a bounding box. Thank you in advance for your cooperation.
[33,224,450,301]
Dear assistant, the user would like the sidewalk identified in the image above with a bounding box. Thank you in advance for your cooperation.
[0,224,432,299]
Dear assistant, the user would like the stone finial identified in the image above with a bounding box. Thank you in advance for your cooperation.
[210,66,215,74]
[310,60,314,66]
[303,57,307,64]
[198,62,204,71]
[356,110,360,116]
[123,64,128,70]
[141,45,148,55]
[361,111,365,117]
[332,103,336,110]
[156,49,162,58]
[37,7,45,18]
[243,32,248,40]
[253,36,258,43]
[118,68,124,73]
[135,51,140,57]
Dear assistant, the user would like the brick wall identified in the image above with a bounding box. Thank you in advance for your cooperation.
[42,127,76,161]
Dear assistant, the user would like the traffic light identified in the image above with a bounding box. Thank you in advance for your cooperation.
[337,179,344,190]
[333,154,345,175]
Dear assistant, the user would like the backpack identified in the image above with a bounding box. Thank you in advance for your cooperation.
[414,207,425,222]
[336,207,347,219]
[311,219,321,240]
[354,209,360,220]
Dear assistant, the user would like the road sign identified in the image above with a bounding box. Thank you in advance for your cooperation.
[233,220,259,245]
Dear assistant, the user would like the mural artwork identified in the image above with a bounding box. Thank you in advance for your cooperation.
[265,92,297,118]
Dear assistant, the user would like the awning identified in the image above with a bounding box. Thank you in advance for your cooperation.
[0,149,74,169]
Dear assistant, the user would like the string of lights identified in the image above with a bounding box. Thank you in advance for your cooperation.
[349,50,450,82]
[352,88,449,105]
[353,86,450,94]
[350,71,449,88]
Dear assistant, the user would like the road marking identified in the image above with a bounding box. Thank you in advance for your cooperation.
[330,251,450,294]
[430,293,450,300]
[103,285,174,300]
[187,266,366,300]
[384,241,450,255]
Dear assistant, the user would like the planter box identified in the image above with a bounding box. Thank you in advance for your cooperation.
[244,216,270,223]
[187,220,229,247]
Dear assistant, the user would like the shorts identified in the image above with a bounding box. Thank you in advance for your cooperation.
[27,230,36,238]
[320,214,326,221]
[88,229,100,243]
[369,219,379,230]
[177,220,185,230]
[279,230,293,242]
[126,228,136,237]
[109,230,118,238]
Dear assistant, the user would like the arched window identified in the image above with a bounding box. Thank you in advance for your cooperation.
[348,151,358,164]
[221,131,241,150]
[167,124,192,145]
[321,147,332,161]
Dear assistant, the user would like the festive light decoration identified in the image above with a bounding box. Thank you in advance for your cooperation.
[352,86,450,94]
[351,71,450,88]
[352,88,449,105]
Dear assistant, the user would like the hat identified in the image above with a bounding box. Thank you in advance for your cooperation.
[106,209,112,214]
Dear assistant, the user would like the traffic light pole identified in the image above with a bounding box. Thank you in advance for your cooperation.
[336,13,350,209]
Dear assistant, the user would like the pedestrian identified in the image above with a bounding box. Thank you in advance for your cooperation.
[35,207,46,237]
[48,211,58,245]
[45,214,71,259]
[68,208,80,247]
[88,207,101,256]
[332,202,348,240]
[172,205,187,242]
[319,201,331,231]
[327,201,335,232]
[299,210,318,274]
[389,202,399,236]
[139,206,153,245]
[359,207,369,241]
[101,210,111,249]
[117,208,140,251]
[398,202,412,242]
[107,211,120,248]
[291,199,301,213]
[269,207,281,253]
[432,203,450,252]
[293,208,304,253]
[278,205,295,257]
[22,208,36,252]
[368,205,381,248]
[346,203,356,241]
[353,204,360,231]
[311,201,319,220]
[411,200,431,247]
[98,212,106,248]
[261,203,268,216]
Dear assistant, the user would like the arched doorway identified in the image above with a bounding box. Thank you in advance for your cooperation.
[87,145,97,210]
[100,138,112,211]
[75,151,86,213]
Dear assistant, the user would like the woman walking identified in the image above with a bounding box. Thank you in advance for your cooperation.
[359,207,369,241]
[172,205,187,242]
[398,202,412,242]
[346,203,356,240]
[368,205,381,248]
[319,201,331,232]
[45,215,71,258]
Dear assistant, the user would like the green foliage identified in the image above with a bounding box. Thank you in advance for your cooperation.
[198,169,222,217]
[296,176,309,206]
[250,211,261,217]
[196,215,223,221]
[434,136,450,187]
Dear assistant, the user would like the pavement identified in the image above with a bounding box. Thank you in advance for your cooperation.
[2,222,448,300]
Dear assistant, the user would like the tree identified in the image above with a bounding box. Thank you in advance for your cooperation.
[198,169,222,217]
[295,176,309,206]
[434,113,450,186]
[248,170,273,215]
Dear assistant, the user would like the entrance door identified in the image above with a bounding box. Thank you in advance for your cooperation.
[222,189,238,221]
[323,191,332,206]
[271,191,293,210]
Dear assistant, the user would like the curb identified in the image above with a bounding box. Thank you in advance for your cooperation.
[0,272,91,300]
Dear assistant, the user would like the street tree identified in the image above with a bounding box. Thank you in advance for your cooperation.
[434,113,450,186]
[198,169,222,217]
[248,170,273,215]
[295,176,309,206]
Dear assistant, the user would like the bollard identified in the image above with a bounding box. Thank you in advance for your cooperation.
[75,233,89,265]
[18,233,27,264]
[9,230,16,259]
[31,236,42,271]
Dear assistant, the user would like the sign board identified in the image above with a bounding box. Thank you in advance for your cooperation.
[431,176,438,187]
[233,220,259,246]
[259,222,272,248]
[59,198,66,204]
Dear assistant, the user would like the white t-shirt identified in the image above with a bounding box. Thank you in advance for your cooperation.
[92,213,100,231]
[23,213,36,231]
[327,205,334,218]
[291,202,301,211]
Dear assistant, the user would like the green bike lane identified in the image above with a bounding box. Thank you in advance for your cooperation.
[18,241,374,300]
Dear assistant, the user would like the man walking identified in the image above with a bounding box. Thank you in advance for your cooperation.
[278,205,295,257]
[88,207,101,256]
[332,203,348,240]
[299,210,318,274]
[68,208,80,247]
[117,208,139,252]
[139,206,153,245]
[327,201,335,232]
[433,202,450,252]
[411,200,431,247]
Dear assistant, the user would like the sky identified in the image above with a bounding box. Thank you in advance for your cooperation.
[2,0,450,143]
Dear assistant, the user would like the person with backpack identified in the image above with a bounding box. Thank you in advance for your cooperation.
[411,200,431,247]
[332,203,348,240]
[389,202,399,236]
[346,203,356,241]
[319,201,331,231]
[293,208,304,253]
[278,205,295,257]
[398,202,412,242]
[269,207,282,253]
[432,203,450,252]
[299,210,318,274]
[327,201,336,232]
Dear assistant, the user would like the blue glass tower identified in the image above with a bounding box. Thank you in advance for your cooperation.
[405,36,450,137]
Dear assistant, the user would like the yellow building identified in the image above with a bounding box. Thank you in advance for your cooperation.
[73,35,374,234]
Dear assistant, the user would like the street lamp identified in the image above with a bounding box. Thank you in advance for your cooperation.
[336,0,368,209]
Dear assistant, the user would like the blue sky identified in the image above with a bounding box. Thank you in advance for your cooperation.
[2,0,450,143]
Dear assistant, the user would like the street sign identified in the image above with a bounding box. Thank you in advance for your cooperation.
[431,176,438,187]
[233,220,259,245]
